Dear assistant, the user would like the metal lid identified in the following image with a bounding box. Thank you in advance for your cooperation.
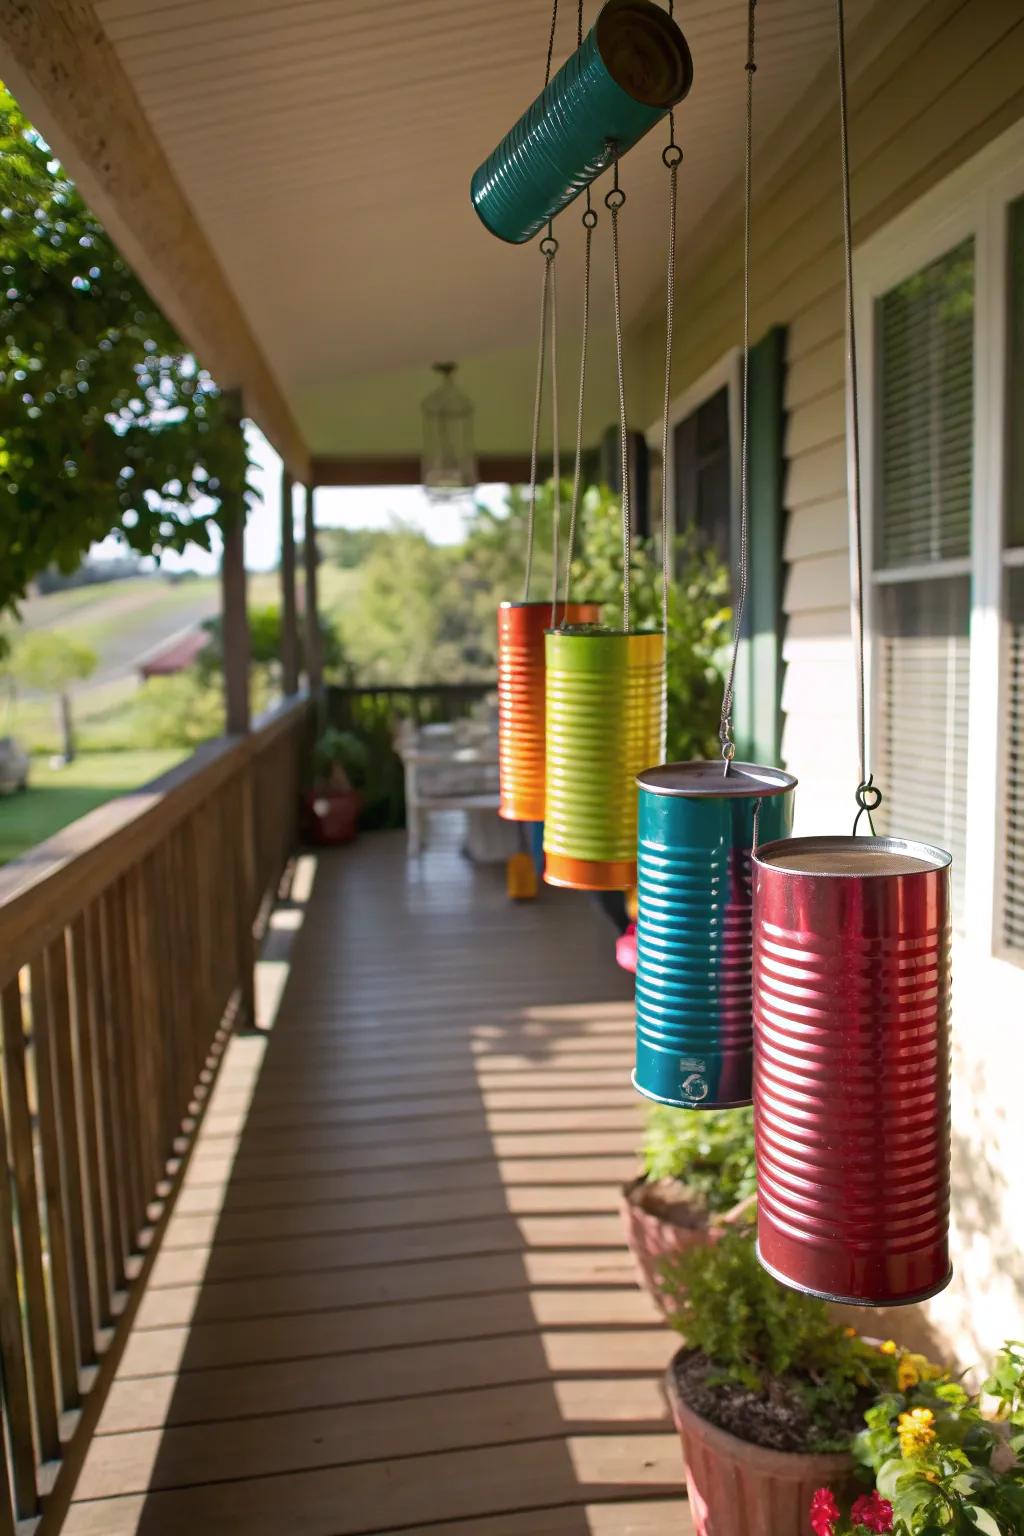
[637,761,797,798]
[546,624,656,638]
[754,835,952,877]
[597,0,694,108]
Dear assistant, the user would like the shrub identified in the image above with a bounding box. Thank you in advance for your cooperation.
[641,1105,756,1215]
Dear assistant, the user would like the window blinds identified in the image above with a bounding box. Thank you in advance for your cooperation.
[1002,197,1024,956]
[876,239,975,568]
[873,242,975,926]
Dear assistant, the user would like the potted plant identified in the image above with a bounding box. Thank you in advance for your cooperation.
[620,1105,756,1312]
[661,1228,910,1536]
[812,1339,1024,1534]
[303,727,368,845]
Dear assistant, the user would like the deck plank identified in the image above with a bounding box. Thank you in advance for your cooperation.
[67,824,691,1534]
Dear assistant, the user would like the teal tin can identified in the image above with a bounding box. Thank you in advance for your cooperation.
[471,0,693,244]
[633,761,797,1110]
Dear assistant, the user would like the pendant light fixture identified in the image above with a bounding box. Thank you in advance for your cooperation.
[471,0,693,245]
[750,0,953,1306]
[632,0,797,1111]
[421,363,477,501]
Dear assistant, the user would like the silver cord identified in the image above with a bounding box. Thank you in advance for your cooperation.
[607,154,630,633]
[660,147,681,644]
[549,240,562,625]
[719,0,756,773]
[836,0,879,833]
[562,197,596,621]
[524,239,556,602]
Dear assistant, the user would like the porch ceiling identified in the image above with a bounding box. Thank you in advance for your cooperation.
[87,0,871,452]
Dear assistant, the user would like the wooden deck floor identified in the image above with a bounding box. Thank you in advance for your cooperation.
[63,821,691,1535]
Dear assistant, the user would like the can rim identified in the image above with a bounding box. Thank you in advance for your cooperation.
[756,1244,953,1307]
[545,624,661,638]
[753,833,953,876]
[637,760,797,798]
[499,600,600,611]
[596,0,695,108]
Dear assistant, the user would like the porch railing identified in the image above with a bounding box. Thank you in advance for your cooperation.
[0,692,310,1532]
[328,680,495,730]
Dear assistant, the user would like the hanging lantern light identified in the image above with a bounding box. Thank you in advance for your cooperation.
[633,763,796,1110]
[471,0,693,245]
[421,363,477,501]
[544,627,665,890]
[498,600,600,823]
[752,835,952,1306]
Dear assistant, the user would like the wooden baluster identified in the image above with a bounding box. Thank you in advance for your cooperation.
[237,766,257,1029]
[28,953,80,1411]
[0,980,60,1462]
[0,1432,17,1536]
[85,902,127,1294]
[69,916,113,1327]
[123,866,161,1194]
[0,990,40,1519]
[45,935,97,1370]
[109,882,148,1238]
[99,889,145,1249]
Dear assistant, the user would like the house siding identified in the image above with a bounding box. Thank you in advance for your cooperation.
[631,0,1024,1369]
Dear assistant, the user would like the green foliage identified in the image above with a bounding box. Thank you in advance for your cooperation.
[124,672,225,749]
[844,1342,1024,1535]
[9,629,96,693]
[665,1230,896,1451]
[641,1106,756,1214]
[569,486,731,760]
[312,727,369,788]
[0,84,251,612]
[198,604,346,682]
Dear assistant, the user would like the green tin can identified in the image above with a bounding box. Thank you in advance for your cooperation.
[544,627,665,890]
[471,0,693,244]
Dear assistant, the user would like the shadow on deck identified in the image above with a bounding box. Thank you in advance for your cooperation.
[63,820,690,1534]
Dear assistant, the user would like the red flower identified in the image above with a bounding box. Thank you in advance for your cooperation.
[810,1487,841,1536]
[850,1491,894,1533]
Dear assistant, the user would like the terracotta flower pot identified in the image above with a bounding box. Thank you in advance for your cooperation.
[664,1349,858,1536]
[618,1176,716,1315]
[303,786,362,845]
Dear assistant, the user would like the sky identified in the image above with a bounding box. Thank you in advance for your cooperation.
[92,424,511,574]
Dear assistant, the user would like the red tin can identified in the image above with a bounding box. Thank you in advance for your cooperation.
[497,601,599,823]
[752,835,952,1307]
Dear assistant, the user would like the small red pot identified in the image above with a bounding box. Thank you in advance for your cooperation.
[619,1177,716,1315]
[303,787,362,845]
[664,1349,858,1536]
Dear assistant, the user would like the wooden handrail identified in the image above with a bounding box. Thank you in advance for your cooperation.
[0,691,312,1529]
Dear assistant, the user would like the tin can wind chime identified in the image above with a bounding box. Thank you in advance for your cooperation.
[632,0,796,1113]
[750,0,953,1306]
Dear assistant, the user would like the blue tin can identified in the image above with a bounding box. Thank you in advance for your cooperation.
[633,761,797,1110]
[471,0,693,244]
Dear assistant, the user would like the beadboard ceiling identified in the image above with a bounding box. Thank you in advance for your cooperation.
[90,0,873,449]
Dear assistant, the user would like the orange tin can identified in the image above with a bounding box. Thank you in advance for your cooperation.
[498,601,600,822]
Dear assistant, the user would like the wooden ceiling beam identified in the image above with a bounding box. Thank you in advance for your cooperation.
[311,454,535,488]
[0,0,310,482]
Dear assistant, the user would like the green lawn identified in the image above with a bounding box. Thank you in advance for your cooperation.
[0,750,187,865]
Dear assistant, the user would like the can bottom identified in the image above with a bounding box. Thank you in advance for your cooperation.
[755,1243,953,1309]
[499,800,544,823]
[543,852,636,891]
[631,1071,752,1111]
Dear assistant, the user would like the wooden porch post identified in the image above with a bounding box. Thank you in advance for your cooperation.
[221,508,250,734]
[280,467,300,695]
[302,484,323,695]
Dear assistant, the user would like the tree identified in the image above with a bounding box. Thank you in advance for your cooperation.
[0,84,250,613]
[11,630,97,762]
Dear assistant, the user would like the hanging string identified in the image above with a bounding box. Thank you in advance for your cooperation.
[561,196,596,621]
[524,237,556,601]
[544,0,560,88]
[549,235,562,624]
[836,0,881,836]
[719,0,756,774]
[607,150,630,633]
[660,5,682,648]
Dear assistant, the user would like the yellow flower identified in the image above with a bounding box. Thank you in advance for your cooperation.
[843,1326,858,1338]
[897,1358,920,1391]
[879,1339,898,1356]
[898,1406,936,1458]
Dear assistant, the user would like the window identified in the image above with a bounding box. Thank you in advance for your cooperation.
[673,384,732,564]
[872,242,974,923]
[857,122,1024,966]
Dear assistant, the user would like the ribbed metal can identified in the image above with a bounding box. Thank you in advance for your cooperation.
[471,0,693,244]
[543,628,665,890]
[752,835,953,1307]
[633,762,797,1111]
[497,600,600,822]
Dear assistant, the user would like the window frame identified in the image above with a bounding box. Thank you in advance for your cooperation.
[853,117,1024,967]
